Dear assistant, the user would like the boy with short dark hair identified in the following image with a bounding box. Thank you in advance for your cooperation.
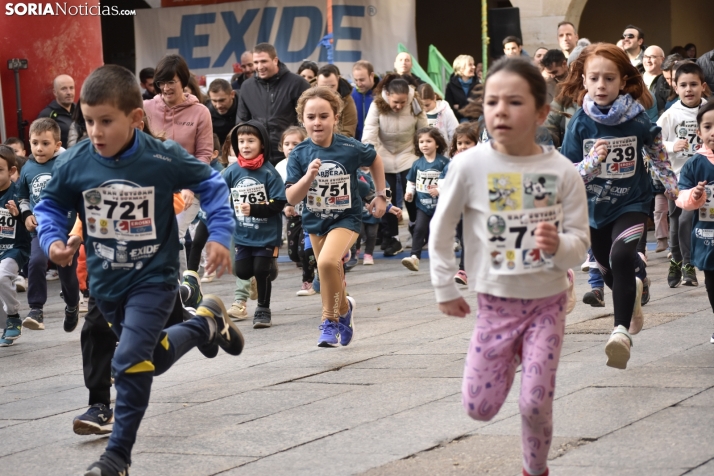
[35,64,243,476]
[3,137,26,157]
[19,118,81,332]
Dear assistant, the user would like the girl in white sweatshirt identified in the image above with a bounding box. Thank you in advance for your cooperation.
[428,57,590,476]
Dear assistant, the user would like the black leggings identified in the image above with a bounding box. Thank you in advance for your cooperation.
[457,218,465,271]
[383,170,417,238]
[412,209,431,259]
[359,223,379,255]
[301,247,315,283]
[234,256,277,308]
[187,221,209,272]
[590,212,648,329]
[704,271,714,313]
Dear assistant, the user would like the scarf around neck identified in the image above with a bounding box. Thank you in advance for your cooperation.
[238,153,264,170]
[582,93,644,126]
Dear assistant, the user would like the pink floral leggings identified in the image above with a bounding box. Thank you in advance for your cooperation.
[462,292,567,476]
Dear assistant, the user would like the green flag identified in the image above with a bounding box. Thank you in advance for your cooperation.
[397,43,441,93]
[427,45,453,96]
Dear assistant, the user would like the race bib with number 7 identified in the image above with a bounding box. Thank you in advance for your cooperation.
[583,136,638,179]
[231,184,267,218]
[416,170,440,193]
[83,186,156,241]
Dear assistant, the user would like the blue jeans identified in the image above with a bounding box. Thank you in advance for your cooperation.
[96,283,210,464]
[28,236,79,309]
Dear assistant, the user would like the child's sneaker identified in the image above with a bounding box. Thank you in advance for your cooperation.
[45,269,59,281]
[629,278,644,335]
[566,269,576,314]
[710,333,714,344]
[583,288,605,307]
[227,300,248,320]
[249,276,258,300]
[201,270,216,283]
[454,270,468,285]
[0,335,14,347]
[4,315,22,340]
[64,306,80,333]
[317,320,340,347]
[363,254,374,265]
[12,275,26,292]
[181,270,203,309]
[196,294,245,356]
[682,263,698,286]
[253,307,272,329]
[640,276,651,306]
[401,255,419,271]
[84,451,129,476]
[297,281,316,296]
[73,403,114,435]
[22,308,44,330]
[605,325,632,369]
[655,238,669,253]
[338,296,356,346]
[79,291,89,313]
[668,259,682,288]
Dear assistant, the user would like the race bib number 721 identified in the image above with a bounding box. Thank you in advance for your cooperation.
[83,186,156,241]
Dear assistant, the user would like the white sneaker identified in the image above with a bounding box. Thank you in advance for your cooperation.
[201,271,216,283]
[605,325,632,370]
[566,269,576,314]
[401,255,419,272]
[580,259,590,272]
[249,277,258,301]
[629,277,644,335]
[296,282,316,296]
[78,293,89,313]
[46,269,59,281]
[228,300,248,320]
[12,276,26,292]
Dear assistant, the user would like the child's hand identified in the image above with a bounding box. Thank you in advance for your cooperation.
[284,205,296,217]
[593,139,609,162]
[181,189,194,210]
[673,139,688,153]
[25,215,37,232]
[307,159,322,180]
[67,235,82,255]
[388,205,402,219]
[240,203,251,216]
[429,187,440,197]
[404,192,413,202]
[692,181,708,200]
[204,241,231,278]
[5,200,18,217]
[369,196,387,218]
[49,240,75,267]
[439,297,471,318]
[535,222,560,255]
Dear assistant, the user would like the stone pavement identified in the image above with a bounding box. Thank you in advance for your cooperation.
[1,244,713,475]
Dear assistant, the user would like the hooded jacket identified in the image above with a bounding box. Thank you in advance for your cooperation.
[230,119,272,164]
[351,76,379,141]
[236,61,311,165]
[444,73,479,122]
[361,87,428,173]
[425,99,458,149]
[337,77,358,138]
[143,93,213,164]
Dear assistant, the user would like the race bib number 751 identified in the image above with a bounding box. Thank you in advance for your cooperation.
[83,186,156,241]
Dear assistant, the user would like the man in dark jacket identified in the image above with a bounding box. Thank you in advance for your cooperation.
[236,43,310,165]
[207,78,238,144]
[37,74,75,146]
[231,51,255,90]
[351,60,379,141]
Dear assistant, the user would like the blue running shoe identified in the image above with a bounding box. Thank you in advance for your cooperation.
[4,315,22,340]
[317,320,339,347]
[73,403,114,435]
[313,271,321,294]
[0,335,14,347]
[338,296,356,346]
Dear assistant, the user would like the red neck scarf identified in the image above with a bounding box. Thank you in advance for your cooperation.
[238,153,264,170]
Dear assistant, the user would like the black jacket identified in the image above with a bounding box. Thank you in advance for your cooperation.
[697,49,714,92]
[206,95,239,144]
[231,73,251,91]
[649,74,670,117]
[236,62,310,165]
[37,100,75,146]
[444,74,479,122]
[142,89,156,101]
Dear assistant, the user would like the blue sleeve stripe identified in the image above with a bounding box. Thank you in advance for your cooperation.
[191,169,234,249]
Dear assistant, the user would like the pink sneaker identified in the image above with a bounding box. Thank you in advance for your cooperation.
[454,270,468,285]
[296,281,316,296]
[363,254,374,265]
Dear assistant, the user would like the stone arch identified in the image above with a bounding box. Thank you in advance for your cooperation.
[564,0,589,30]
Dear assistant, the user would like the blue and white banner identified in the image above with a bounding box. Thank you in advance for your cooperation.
[134,0,417,78]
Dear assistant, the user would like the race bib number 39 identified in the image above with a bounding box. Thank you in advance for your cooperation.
[416,170,440,193]
[583,136,638,179]
[0,209,17,239]
[83,186,156,241]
